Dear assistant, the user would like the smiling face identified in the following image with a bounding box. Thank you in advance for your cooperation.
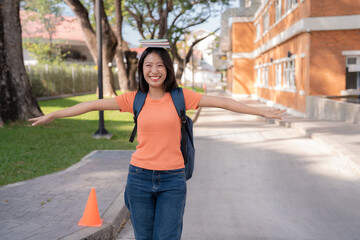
[143,52,167,91]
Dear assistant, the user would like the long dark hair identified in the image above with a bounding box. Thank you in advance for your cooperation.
[138,47,178,92]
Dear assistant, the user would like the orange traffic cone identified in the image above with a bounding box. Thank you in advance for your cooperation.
[78,188,103,227]
[202,83,207,91]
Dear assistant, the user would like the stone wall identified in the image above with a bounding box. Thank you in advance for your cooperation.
[307,96,360,125]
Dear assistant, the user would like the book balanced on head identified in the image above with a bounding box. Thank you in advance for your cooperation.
[140,39,170,48]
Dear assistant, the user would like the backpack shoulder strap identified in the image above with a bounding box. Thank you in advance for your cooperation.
[171,88,189,164]
[170,87,186,118]
[129,91,147,143]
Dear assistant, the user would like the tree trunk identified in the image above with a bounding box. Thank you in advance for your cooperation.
[115,49,129,91]
[125,50,138,90]
[173,44,191,84]
[0,0,42,124]
[65,0,117,97]
[175,57,185,84]
[102,47,117,97]
[114,0,129,91]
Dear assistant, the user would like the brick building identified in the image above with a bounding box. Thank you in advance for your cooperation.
[221,0,360,116]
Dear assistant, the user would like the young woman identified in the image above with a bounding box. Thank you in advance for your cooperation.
[30,47,285,240]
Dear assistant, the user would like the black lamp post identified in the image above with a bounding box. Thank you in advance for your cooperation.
[93,0,112,139]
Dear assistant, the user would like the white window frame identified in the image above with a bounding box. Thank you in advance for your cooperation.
[263,11,269,33]
[255,22,261,40]
[275,63,282,87]
[345,56,360,89]
[262,66,269,87]
[285,0,298,13]
[283,59,296,91]
[346,56,360,66]
[275,0,282,23]
[256,68,262,86]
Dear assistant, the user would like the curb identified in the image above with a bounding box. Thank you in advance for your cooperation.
[58,150,131,240]
[257,116,360,174]
[59,188,129,240]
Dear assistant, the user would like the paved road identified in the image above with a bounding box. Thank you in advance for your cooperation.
[118,90,360,240]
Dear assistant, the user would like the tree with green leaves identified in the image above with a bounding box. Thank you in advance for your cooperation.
[114,0,137,91]
[124,0,229,82]
[0,0,43,125]
[21,0,65,63]
[65,0,118,97]
[65,0,138,96]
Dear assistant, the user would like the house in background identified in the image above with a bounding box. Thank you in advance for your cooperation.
[221,0,360,116]
[21,10,93,65]
[180,29,222,87]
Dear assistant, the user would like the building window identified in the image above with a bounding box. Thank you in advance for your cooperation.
[263,11,269,32]
[345,56,360,90]
[256,68,262,86]
[263,66,269,87]
[256,22,261,39]
[283,59,296,90]
[245,0,251,8]
[275,63,282,87]
[275,0,282,22]
[255,66,269,88]
[285,0,298,12]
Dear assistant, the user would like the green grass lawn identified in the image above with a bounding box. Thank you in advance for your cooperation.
[0,93,135,186]
[0,87,204,186]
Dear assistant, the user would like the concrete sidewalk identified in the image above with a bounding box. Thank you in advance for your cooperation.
[242,98,360,175]
[1,88,359,240]
[0,150,132,240]
[203,88,360,176]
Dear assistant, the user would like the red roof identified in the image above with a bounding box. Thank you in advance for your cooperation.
[130,47,146,55]
[20,10,85,42]
[21,10,138,51]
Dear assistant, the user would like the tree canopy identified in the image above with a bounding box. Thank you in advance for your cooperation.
[124,0,229,81]
[21,0,65,63]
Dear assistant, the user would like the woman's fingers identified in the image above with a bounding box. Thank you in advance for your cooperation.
[28,117,40,126]
[28,115,52,126]
[265,108,286,119]
[28,118,41,126]
[276,109,287,115]
[28,117,40,122]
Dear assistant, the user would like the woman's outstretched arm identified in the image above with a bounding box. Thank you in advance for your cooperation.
[29,98,120,126]
[198,95,286,119]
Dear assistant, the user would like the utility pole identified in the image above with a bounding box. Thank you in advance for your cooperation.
[165,0,168,39]
[184,34,186,86]
[93,0,112,139]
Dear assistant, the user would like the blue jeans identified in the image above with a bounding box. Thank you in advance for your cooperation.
[124,164,187,240]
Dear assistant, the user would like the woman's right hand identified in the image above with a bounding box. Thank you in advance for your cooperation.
[29,114,54,126]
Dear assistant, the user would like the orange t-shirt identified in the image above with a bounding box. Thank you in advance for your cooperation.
[115,88,203,170]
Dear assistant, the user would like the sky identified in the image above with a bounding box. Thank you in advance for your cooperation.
[62,1,239,47]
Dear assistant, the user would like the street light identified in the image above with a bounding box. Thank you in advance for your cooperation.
[192,49,195,90]
[93,0,112,139]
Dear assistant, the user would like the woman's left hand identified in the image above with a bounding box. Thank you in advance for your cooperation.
[261,108,287,120]
[29,114,54,126]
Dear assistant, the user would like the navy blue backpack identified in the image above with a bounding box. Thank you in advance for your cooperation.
[129,88,195,180]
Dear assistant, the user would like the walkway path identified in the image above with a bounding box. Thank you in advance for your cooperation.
[0,151,131,240]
